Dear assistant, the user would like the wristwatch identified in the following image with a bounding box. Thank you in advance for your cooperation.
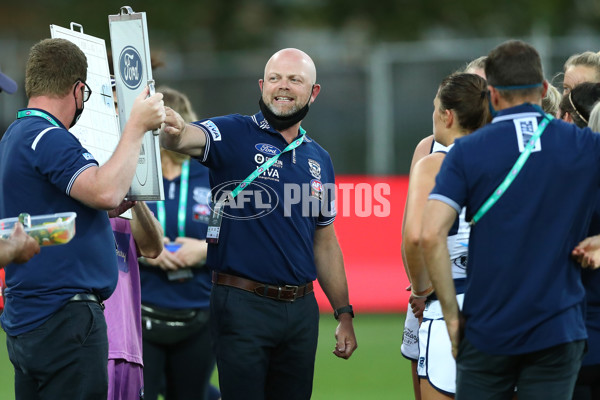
[334,305,354,320]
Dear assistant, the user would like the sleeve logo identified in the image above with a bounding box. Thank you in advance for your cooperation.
[200,120,222,141]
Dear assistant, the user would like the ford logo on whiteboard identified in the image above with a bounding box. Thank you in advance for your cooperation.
[119,46,143,90]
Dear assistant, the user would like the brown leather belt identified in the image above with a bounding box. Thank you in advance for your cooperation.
[212,272,313,303]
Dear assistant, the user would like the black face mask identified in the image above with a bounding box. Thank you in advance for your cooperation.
[258,88,312,131]
[70,84,84,128]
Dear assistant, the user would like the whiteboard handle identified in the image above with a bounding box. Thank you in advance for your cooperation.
[120,6,134,15]
[70,22,84,33]
[148,80,159,136]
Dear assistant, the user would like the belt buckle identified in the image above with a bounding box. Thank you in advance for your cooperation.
[281,285,299,302]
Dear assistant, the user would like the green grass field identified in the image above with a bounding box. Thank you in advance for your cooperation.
[0,313,415,399]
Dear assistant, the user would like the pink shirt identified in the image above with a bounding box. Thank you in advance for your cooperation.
[105,217,143,366]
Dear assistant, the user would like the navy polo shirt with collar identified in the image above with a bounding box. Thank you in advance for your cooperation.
[0,109,118,336]
[194,111,336,286]
[430,103,600,355]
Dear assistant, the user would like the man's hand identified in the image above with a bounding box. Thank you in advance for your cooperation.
[572,234,600,268]
[162,106,187,137]
[142,241,187,272]
[333,314,357,360]
[108,200,136,218]
[8,223,40,264]
[128,87,166,134]
[409,294,427,323]
[173,237,207,267]
[446,313,465,359]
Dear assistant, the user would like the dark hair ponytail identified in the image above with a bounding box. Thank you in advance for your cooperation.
[438,73,490,132]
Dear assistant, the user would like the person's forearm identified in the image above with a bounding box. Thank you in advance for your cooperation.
[404,239,432,295]
[71,133,145,210]
[97,133,145,205]
[423,240,459,322]
[314,226,350,309]
[160,123,206,157]
[131,202,163,258]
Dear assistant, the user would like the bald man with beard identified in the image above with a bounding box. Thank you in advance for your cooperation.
[161,48,357,399]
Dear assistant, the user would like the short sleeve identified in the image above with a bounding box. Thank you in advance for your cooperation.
[31,128,98,195]
[194,117,237,170]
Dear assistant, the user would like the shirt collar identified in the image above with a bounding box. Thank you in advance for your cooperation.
[251,111,307,143]
[491,103,545,124]
[252,111,273,132]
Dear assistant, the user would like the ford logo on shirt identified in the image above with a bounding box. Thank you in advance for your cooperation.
[255,143,281,156]
[119,46,143,90]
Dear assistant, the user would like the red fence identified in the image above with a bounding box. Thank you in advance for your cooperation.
[313,175,410,314]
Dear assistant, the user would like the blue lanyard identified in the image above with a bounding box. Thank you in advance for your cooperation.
[16,109,60,127]
[157,160,189,238]
[470,114,553,226]
[227,128,305,202]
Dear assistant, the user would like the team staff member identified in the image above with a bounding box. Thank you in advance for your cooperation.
[0,69,40,269]
[161,48,357,399]
[0,38,165,399]
[0,69,39,316]
[141,87,217,400]
[421,40,595,399]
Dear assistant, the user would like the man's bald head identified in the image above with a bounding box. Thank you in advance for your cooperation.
[264,48,317,85]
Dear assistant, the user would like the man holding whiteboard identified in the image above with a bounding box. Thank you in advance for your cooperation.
[0,38,165,399]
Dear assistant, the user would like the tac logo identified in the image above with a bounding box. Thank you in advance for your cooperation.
[310,179,323,192]
[255,143,281,156]
[119,46,143,90]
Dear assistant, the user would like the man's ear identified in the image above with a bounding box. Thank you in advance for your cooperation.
[541,80,549,98]
[258,79,264,91]
[310,84,321,104]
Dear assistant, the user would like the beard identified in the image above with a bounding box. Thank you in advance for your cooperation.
[259,95,310,131]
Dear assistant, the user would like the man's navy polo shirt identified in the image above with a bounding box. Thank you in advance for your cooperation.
[0,109,118,336]
[430,103,600,355]
[194,112,336,286]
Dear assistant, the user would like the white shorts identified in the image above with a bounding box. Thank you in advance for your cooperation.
[417,294,464,395]
[401,301,419,361]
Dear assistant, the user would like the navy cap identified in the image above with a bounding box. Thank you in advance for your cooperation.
[0,69,17,94]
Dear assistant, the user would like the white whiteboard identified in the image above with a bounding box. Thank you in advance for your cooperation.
[50,23,120,167]
[109,7,164,201]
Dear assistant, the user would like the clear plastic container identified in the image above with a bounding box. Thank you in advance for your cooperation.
[0,212,77,246]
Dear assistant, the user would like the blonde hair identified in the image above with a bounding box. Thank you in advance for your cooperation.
[157,86,198,123]
[542,83,561,116]
[464,56,487,73]
[588,101,600,132]
[563,51,600,81]
[157,86,197,163]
